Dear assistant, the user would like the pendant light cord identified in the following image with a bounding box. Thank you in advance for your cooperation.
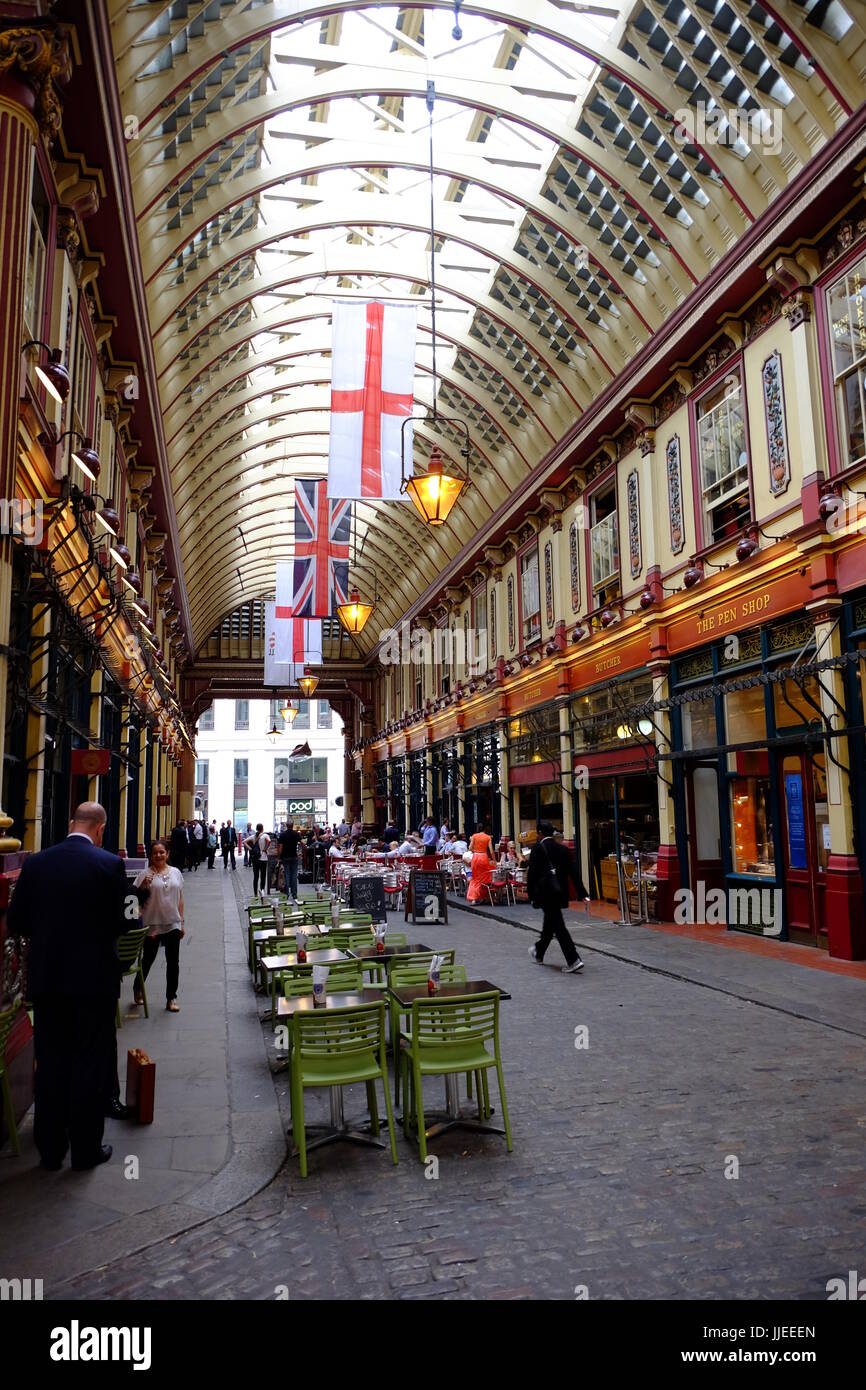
[426,80,437,423]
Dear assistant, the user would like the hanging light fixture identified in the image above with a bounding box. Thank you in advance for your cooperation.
[280,694,299,723]
[23,341,70,403]
[399,81,471,523]
[298,669,319,698]
[337,504,375,635]
[266,717,283,745]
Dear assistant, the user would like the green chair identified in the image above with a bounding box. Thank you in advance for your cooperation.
[281,961,363,997]
[388,964,467,1104]
[290,1000,397,1178]
[383,931,407,947]
[116,924,150,1028]
[0,998,23,1156]
[399,991,512,1162]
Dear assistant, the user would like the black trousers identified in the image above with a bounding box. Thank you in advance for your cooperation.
[536,903,579,966]
[207,847,216,868]
[135,929,181,1002]
[32,997,116,1166]
[251,857,268,894]
[222,844,236,869]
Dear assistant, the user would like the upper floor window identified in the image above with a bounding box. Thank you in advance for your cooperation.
[696,371,750,544]
[520,547,541,644]
[440,624,450,696]
[23,158,49,343]
[293,699,310,730]
[194,760,209,785]
[316,700,332,729]
[197,706,214,731]
[269,698,282,724]
[234,758,248,783]
[234,700,249,731]
[590,484,619,594]
[828,254,866,468]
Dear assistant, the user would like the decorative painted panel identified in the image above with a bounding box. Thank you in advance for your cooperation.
[666,435,684,554]
[489,587,497,659]
[507,575,515,651]
[626,469,641,578]
[569,520,580,611]
[761,351,790,495]
[544,541,554,628]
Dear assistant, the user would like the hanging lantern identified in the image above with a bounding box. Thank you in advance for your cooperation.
[404,446,466,526]
[266,717,283,745]
[280,695,299,723]
[337,587,374,635]
[298,669,319,699]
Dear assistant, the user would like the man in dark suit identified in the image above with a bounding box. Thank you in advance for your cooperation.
[169,820,188,872]
[7,802,129,1169]
[526,821,586,974]
[219,820,237,870]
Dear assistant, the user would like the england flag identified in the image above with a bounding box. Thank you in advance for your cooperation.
[328,299,417,499]
[265,562,322,686]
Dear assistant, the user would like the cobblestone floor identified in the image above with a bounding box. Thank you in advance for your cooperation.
[58,871,866,1300]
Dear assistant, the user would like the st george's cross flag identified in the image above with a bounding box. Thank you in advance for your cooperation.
[292,479,350,618]
[264,563,322,685]
[327,299,417,499]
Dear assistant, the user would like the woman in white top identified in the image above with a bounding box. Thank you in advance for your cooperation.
[244,822,270,896]
[133,840,184,1012]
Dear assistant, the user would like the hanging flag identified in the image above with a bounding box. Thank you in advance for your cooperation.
[328,299,417,499]
[292,479,350,617]
[265,602,323,683]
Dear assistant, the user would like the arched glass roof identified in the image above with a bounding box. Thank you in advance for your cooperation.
[110,0,866,650]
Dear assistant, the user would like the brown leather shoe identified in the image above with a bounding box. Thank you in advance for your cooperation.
[166,999,180,1012]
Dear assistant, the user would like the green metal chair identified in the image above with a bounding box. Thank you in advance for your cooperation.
[281,961,364,997]
[0,998,23,1156]
[290,1000,397,1178]
[116,924,150,1028]
[388,963,467,1105]
[399,991,512,1162]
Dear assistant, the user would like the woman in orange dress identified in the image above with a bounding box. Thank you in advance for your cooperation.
[466,823,496,902]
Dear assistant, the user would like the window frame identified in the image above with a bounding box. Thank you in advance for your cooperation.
[819,242,866,477]
[688,356,754,552]
[517,539,541,648]
[583,470,620,604]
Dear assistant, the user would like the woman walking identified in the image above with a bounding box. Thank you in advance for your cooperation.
[244,823,270,896]
[133,840,184,1012]
[465,822,496,902]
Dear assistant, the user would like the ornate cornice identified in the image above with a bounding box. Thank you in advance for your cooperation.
[0,21,73,139]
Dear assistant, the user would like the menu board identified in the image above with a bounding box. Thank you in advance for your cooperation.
[349,876,387,923]
[406,869,448,924]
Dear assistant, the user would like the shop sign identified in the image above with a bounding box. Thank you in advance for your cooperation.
[70,749,110,776]
[667,570,811,654]
[570,630,652,693]
[288,798,314,815]
[509,668,564,713]
[784,774,807,870]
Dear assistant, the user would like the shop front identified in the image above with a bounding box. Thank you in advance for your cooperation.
[506,706,564,838]
[431,737,462,834]
[669,616,831,945]
[463,726,502,842]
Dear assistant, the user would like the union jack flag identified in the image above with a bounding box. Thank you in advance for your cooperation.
[292,479,351,618]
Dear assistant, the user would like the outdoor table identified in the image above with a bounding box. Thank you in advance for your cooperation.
[261,947,352,1025]
[387,979,512,1141]
[276,989,388,1153]
[346,942,432,985]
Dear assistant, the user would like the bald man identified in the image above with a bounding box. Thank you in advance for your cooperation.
[7,802,129,1170]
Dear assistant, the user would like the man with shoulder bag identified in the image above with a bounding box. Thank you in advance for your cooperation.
[526,821,586,974]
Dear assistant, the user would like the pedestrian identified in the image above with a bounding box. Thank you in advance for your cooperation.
[206,821,218,869]
[465,821,495,902]
[244,823,270,895]
[526,821,585,974]
[243,822,253,867]
[191,817,204,870]
[382,818,399,846]
[6,802,127,1171]
[421,816,439,852]
[279,818,302,904]
[133,840,185,1011]
[220,820,237,870]
[169,820,187,873]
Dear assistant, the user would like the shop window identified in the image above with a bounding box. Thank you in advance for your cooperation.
[589,484,619,593]
[724,685,766,745]
[827,253,866,467]
[22,158,49,342]
[696,372,750,544]
[773,675,822,730]
[682,698,717,751]
[730,774,774,876]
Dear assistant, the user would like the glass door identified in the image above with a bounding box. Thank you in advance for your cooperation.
[778,752,828,946]
[685,762,725,905]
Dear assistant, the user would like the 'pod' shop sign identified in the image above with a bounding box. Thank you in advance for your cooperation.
[288,799,314,814]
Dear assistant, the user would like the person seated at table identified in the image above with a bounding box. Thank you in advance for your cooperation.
[437,827,454,853]
[450,831,468,856]
[329,837,348,860]
[394,832,423,857]
[382,818,399,846]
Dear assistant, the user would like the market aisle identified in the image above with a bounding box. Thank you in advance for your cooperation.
[0,865,284,1284]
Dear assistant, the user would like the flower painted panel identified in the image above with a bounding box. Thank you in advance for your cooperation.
[762,351,790,495]
[666,435,684,554]
[507,575,515,651]
[626,469,641,578]
[569,520,580,611]
[544,541,554,628]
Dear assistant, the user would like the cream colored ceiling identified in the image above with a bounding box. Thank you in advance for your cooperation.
[109,0,866,652]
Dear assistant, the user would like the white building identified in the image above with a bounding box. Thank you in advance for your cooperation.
[194,698,345,833]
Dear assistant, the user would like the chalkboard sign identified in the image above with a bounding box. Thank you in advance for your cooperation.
[350,876,387,923]
[406,869,448,924]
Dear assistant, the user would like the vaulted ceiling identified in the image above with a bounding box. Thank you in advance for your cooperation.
[108,0,866,654]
